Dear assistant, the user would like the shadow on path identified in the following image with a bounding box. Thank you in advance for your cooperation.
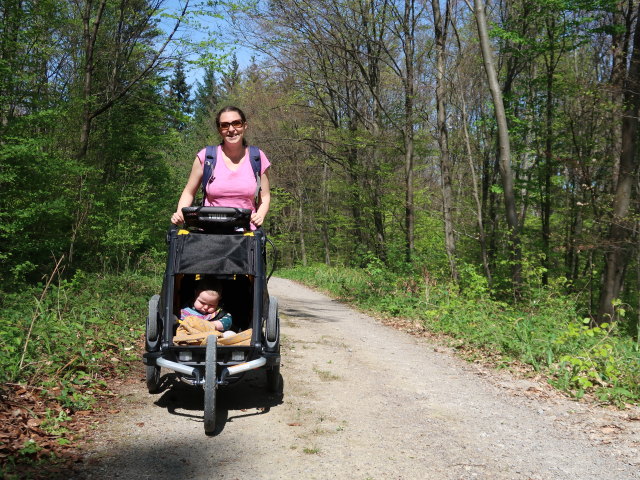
[152,369,284,435]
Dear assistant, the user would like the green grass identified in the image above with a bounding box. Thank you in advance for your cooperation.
[277,263,640,406]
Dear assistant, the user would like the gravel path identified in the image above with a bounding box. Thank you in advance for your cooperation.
[75,277,640,480]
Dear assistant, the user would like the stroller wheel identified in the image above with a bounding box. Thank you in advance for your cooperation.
[146,364,161,393]
[203,339,217,434]
[145,295,160,351]
[266,365,282,393]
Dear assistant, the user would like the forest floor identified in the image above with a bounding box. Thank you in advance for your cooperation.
[63,277,640,479]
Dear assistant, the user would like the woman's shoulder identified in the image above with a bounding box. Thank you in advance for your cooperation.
[195,147,208,165]
[253,146,271,172]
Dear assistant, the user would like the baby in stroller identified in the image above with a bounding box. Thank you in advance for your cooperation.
[176,277,235,344]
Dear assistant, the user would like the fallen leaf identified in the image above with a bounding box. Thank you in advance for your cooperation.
[288,422,302,426]
[26,418,41,428]
[601,425,622,434]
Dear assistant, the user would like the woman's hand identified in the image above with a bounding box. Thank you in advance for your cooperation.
[171,211,184,225]
[251,212,264,226]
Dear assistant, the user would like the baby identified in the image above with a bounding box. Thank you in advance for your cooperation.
[180,278,233,333]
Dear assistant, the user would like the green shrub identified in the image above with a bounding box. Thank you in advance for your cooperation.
[0,269,161,410]
[278,264,640,405]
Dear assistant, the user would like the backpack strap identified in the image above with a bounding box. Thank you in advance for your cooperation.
[248,145,262,206]
[201,145,217,206]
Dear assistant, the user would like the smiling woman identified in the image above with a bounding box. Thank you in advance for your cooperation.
[171,106,272,230]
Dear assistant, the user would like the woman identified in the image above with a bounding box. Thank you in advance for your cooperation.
[171,106,271,229]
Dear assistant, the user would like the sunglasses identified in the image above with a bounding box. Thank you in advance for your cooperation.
[218,120,244,130]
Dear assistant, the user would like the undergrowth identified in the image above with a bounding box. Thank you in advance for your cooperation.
[1,268,161,476]
[277,262,640,406]
[1,269,161,410]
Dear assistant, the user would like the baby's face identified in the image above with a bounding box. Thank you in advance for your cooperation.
[193,290,221,314]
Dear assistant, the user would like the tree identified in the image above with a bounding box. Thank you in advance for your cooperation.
[598,5,640,323]
[432,0,458,281]
[168,58,192,131]
[471,0,521,292]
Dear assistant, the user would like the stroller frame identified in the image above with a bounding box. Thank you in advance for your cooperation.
[142,207,281,434]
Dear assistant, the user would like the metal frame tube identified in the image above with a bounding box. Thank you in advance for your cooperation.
[156,357,197,377]
[226,357,267,376]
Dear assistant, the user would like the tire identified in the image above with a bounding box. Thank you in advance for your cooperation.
[266,296,279,345]
[146,364,161,393]
[203,339,217,434]
[266,365,282,393]
[145,294,160,351]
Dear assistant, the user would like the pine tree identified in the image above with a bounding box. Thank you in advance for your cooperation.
[168,59,192,131]
[221,53,241,97]
[193,65,220,120]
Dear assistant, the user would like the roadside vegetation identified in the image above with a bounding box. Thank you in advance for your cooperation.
[0,268,161,478]
[4,0,640,477]
[278,263,640,408]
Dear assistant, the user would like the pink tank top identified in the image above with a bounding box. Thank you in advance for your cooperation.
[197,146,271,227]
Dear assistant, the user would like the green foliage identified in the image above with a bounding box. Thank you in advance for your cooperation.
[0,270,161,411]
[550,318,640,405]
[278,264,640,405]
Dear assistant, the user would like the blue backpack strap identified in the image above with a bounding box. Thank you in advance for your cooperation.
[202,145,217,206]
[248,145,262,205]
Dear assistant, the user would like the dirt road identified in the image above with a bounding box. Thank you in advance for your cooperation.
[76,277,640,479]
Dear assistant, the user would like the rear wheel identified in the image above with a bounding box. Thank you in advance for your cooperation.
[203,339,217,434]
[145,295,160,351]
[266,296,279,346]
[146,364,161,393]
[266,365,282,393]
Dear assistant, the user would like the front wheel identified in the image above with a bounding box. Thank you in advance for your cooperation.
[146,364,161,393]
[203,339,217,434]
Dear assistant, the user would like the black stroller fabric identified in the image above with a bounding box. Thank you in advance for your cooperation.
[174,233,257,275]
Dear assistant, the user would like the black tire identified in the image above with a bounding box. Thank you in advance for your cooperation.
[146,364,161,393]
[266,365,282,393]
[145,294,160,351]
[266,296,279,345]
[203,339,217,434]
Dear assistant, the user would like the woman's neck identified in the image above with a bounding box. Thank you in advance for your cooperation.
[221,143,245,163]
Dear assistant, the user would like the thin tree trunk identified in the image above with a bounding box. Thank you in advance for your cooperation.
[460,94,492,286]
[78,0,108,160]
[432,0,458,282]
[472,0,521,292]
[541,60,554,286]
[298,195,307,266]
[403,0,416,263]
[321,161,331,266]
[597,11,640,323]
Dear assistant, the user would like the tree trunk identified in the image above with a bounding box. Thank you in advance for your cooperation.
[432,0,458,282]
[461,93,492,286]
[473,0,521,292]
[321,161,331,266]
[597,12,640,323]
[403,0,416,263]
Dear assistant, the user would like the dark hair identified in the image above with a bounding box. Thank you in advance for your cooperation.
[197,277,223,296]
[216,106,248,146]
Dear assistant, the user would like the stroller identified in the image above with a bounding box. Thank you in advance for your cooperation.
[142,207,281,434]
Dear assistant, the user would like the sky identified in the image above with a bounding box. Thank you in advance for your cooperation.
[163,0,260,89]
